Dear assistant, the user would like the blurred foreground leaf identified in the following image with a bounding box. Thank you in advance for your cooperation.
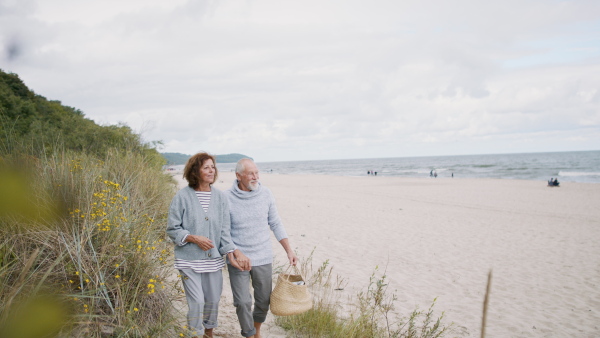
[0,168,61,228]
[0,293,70,338]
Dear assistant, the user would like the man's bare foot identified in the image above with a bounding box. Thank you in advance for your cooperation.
[254,322,262,338]
[203,328,213,338]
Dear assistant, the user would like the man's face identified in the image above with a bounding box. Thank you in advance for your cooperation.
[237,160,260,191]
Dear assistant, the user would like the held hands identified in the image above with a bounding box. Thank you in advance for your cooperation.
[229,249,251,271]
[186,235,214,251]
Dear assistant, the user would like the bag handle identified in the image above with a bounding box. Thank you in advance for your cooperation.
[282,264,306,282]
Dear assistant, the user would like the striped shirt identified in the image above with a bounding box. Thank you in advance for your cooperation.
[175,190,228,273]
[175,257,225,273]
[195,191,211,212]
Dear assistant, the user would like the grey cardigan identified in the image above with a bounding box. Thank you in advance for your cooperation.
[166,186,236,260]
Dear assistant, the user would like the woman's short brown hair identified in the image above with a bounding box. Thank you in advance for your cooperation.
[183,152,218,189]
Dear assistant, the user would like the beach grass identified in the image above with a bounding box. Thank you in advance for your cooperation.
[0,144,182,336]
[275,252,452,338]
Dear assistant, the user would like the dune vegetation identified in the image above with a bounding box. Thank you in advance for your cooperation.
[0,70,182,336]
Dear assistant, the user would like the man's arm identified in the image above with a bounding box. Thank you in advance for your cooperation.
[279,238,299,266]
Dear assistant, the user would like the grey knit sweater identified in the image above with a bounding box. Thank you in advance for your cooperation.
[225,180,288,266]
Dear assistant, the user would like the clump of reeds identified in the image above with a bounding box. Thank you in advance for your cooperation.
[275,252,452,338]
[0,146,180,336]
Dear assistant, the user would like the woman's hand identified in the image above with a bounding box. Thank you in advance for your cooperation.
[185,235,215,251]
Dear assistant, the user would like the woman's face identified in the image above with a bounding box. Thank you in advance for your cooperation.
[199,159,215,184]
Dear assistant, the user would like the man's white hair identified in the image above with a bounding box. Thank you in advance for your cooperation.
[235,158,254,174]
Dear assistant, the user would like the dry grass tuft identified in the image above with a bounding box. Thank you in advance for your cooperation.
[275,251,453,338]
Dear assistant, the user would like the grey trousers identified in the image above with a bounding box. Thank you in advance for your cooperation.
[227,264,273,338]
[179,269,223,336]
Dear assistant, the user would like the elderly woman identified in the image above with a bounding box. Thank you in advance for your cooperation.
[167,152,248,338]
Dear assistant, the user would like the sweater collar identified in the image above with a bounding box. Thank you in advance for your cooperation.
[230,179,262,199]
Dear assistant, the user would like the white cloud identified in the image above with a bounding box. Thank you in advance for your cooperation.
[1,0,599,161]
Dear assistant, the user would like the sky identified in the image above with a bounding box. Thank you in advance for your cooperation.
[1,0,599,162]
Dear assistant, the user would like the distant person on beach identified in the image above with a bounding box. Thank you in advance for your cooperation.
[226,158,299,338]
[166,153,247,338]
[548,178,560,186]
[434,171,437,178]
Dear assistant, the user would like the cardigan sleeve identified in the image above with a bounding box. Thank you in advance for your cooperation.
[216,190,236,255]
[166,192,191,245]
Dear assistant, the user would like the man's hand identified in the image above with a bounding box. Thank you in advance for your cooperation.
[232,249,252,271]
[287,251,299,266]
[279,238,299,266]
[185,235,214,251]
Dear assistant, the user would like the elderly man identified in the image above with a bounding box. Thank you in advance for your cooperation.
[225,158,298,338]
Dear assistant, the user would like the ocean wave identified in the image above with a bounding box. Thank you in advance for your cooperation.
[558,171,600,177]
[394,169,430,174]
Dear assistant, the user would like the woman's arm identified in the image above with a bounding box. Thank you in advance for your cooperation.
[166,194,190,245]
[217,194,236,254]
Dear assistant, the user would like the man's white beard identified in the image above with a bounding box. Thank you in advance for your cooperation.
[248,181,258,191]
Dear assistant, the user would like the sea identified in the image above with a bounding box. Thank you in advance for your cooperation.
[168,151,600,183]
[219,151,600,183]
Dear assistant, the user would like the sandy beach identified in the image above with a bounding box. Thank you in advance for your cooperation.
[171,170,600,337]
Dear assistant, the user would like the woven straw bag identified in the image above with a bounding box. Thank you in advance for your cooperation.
[270,265,313,316]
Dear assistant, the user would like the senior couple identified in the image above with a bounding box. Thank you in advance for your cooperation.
[166,153,298,338]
